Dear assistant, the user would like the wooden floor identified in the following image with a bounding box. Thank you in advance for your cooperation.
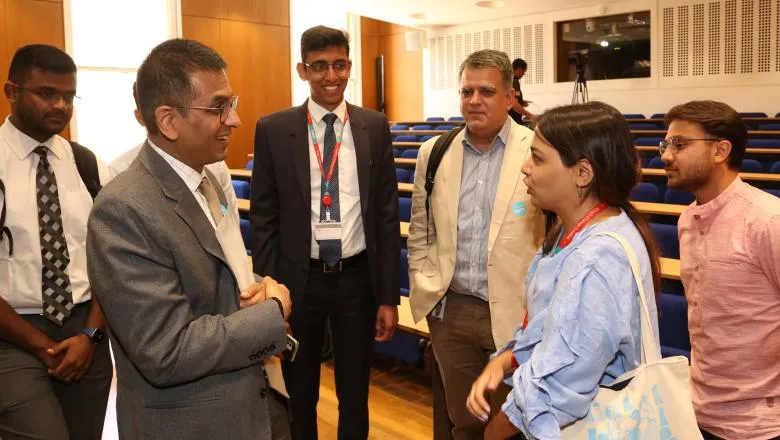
[102,354,433,439]
[317,356,433,439]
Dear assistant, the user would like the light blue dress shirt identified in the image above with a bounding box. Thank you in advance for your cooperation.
[500,211,660,440]
[449,119,511,301]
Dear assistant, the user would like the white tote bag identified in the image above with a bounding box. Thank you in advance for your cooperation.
[560,232,702,440]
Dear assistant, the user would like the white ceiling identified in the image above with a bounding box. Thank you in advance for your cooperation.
[337,0,601,29]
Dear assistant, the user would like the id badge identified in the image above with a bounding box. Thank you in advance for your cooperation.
[315,222,342,241]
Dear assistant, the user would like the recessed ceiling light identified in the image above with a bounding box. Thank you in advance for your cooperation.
[476,0,505,8]
[410,12,427,20]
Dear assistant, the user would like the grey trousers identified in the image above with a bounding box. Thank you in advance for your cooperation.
[0,302,112,440]
[428,292,511,440]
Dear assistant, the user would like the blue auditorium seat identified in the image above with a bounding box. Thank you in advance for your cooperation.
[239,218,252,255]
[630,182,660,202]
[390,124,408,130]
[622,113,645,120]
[739,112,768,117]
[739,159,763,173]
[426,116,445,121]
[411,124,432,131]
[758,123,780,131]
[448,116,465,121]
[401,149,419,159]
[647,157,665,169]
[437,125,455,131]
[771,161,780,174]
[245,159,254,170]
[418,135,435,142]
[396,168,412,184]
[398,197,412,222]
[659,293,690,360]
[650,113,666,119]
[400,249,410,296]
[232,180,250,199]
[650,223,680,259]
[629,123,662,130]
[635,137,663,146]
[764,189,780,198]
[747,139,780,148]
[394,135,419,143]
[664,189,695,205]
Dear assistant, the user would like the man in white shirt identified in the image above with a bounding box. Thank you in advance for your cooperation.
[0,44,113,440]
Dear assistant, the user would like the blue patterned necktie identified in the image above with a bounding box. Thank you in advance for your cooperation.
[34,146,74,325]
[318,113,342,266]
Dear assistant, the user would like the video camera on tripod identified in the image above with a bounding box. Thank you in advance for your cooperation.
[568,49,589,104]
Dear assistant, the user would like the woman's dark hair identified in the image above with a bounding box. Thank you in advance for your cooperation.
[535,101,662,296]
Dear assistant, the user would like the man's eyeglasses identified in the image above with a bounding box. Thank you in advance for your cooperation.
[658,136,721,155]
[459,87,498,99]
[177,95,239,124]
[15,85,79,105]
[303,60,352,75]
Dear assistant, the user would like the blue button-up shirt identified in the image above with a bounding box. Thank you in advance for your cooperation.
[449,119,511,301]
[501,211,660,439]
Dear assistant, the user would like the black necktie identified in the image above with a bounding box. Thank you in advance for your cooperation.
[318,113,342,265]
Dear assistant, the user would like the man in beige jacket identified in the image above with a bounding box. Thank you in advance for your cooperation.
[408,49,544,440]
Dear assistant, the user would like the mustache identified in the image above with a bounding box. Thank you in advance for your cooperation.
[44,111,69,119]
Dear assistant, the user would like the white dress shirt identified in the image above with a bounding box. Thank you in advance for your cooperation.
[146,140,226,230]
[0,117,110,313]
[108,143,145,179]
[307,99,365,259]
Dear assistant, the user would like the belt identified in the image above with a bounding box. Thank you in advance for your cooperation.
[310,251,367,273]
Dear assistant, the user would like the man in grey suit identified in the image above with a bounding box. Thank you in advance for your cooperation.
[87,39,291,439]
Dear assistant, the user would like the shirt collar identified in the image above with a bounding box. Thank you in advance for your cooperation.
[146,139,205,193]
[462,117,511,154]
[1,116,62,160]
[307,99,348,125]
[685,176,744,224]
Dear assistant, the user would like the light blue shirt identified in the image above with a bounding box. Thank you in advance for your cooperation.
[449,119,511,301]
[501,211,660,439]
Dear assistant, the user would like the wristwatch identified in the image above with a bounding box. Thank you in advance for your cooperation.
[79,327,105,344]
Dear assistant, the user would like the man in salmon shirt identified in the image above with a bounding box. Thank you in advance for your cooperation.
[661,100,780,440]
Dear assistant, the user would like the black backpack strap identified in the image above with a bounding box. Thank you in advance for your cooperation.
[0,178,13,257]
[70,141,102,199]
[423,126,465,243]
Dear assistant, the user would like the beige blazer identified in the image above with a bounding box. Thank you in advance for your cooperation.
[407,120,545,348]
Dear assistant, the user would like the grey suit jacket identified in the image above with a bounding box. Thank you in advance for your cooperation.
[87,143,287,440]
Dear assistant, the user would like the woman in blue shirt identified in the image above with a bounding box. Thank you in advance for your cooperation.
[466,101,662,440]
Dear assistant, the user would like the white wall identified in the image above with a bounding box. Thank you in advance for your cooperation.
[422,0,780,119]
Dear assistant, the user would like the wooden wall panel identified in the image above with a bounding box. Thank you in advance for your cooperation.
[182,0,291,168]
[360,17,423,121]
[0,0,67,132]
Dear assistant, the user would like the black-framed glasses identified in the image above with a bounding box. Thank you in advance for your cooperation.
[177,95,239,124]
[0,178,13,257]
[303,60,352,74]
[14,85,79,105]
[658,136,721,155]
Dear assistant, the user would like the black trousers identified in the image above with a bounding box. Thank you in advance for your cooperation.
[283,254,376,440]
[0,301,113,440]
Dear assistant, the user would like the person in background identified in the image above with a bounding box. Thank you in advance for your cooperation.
[507,58,535,124]
[0,44,112,440]
[661,100,780,440]
[467,101,661,440]
[408,49,544,439]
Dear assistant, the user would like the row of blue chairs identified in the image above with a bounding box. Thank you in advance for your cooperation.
[390,124,457,131]
[393,134,435,143]
[645,157,780,174]
[424,116,464,122]
[636,137,780,148]
[624,112,780,119]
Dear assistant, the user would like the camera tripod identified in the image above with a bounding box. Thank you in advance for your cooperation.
[571,69,589,104]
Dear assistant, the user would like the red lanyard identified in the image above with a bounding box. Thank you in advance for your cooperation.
[521,202,609,332]
[306,110,349,194]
